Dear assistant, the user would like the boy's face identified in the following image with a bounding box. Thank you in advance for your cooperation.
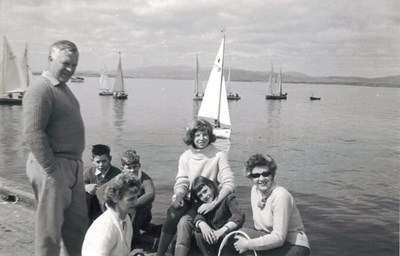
[92,154,111,173]
[122,162,141,176]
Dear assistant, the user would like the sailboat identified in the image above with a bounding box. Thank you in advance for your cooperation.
[198,34,231,139]
[0,36,25,105]
[98,66,113,96]
[193,53,204,101]
[226,67,240,101]
[112,52,128,100]
[265,63,287,100]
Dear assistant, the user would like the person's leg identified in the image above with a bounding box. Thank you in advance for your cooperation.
[174,212,196,256]
[194,231,217,256]
[26,154,70,256]
[156,202,190,256]
[60,159,88,256]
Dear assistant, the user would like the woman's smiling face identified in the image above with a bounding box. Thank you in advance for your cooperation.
[194,130,210,149]
[251,166,274,193]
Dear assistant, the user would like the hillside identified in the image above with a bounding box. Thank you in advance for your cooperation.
[74,66,400,88]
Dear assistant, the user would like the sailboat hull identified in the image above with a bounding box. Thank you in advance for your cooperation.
[0,97,22,105]
[213,128,231,139]
[266,94,287,100]
[99,91,113,96]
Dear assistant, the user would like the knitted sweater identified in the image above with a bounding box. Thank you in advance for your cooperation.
[174,144,236,197]
[247,185,310,250]
[23,73,85,169]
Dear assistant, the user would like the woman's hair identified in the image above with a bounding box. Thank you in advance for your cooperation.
[244,154,277,179]
[121,149,140,166]
[104,173,141,209]
[190,176,219,203]
[183,119,216,148]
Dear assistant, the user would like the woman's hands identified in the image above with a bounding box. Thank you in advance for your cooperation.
[234,235,249,253]
[198,222,220,244]
[172,193,185,208]
[197,201,216,215]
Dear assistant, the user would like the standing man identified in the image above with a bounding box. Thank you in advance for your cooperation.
[23,40,88,256]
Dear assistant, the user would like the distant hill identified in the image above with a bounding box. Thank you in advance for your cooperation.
[73,66,399,88]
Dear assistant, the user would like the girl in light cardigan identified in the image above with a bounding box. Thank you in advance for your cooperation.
[233,154,310,256]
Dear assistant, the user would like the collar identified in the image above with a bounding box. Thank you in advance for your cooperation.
[95,166,110,178]
[42,71,61,86]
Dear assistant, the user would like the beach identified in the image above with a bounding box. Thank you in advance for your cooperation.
[0,176,398,256]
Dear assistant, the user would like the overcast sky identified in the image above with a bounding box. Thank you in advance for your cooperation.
[1,0,399,78]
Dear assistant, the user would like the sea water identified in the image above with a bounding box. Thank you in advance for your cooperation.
[0,77,398,255]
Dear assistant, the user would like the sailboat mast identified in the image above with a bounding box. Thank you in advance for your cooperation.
[217,33,225,128]
[279,67,282,95]
[195,53,199,94]
[1,36,6,95]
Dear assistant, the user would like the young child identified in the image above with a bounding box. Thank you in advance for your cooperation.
[83,144,121,225]
[97,149,159,250]
[191,176,245,256]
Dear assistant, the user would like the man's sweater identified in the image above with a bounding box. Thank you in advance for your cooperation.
[23,74,85,169]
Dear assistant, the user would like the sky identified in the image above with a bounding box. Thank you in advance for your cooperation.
[1,0,399,78]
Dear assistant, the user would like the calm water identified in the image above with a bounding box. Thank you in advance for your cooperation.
[0,77,399,255]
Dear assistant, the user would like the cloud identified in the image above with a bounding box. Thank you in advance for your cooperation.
[1,0,399,77]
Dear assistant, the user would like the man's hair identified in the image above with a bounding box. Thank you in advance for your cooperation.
[49,40,78,59]
[91,144,111,157]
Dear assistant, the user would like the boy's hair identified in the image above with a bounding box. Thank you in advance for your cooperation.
[190,176,219,203]
[121,150,140,166]
[91,144,111,158]
[104,173,141,209]
[183,118,217,148]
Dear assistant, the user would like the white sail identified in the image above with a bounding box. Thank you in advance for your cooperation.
[99,68,111,92]
[198,36,231,138]
[21,43,33,89]
[267,62,276,95]
[1,36,24,95]
[277,67,282,95]
[113,53,125,93]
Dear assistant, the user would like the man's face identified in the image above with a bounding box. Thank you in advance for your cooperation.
[48,50,79,83]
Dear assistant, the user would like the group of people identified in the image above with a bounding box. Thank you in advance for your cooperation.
[22,39,310,256]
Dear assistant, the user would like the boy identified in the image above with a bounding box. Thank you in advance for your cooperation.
[97,149,160,250]
[83,144,121,224]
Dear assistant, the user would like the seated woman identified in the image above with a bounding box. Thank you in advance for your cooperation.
[82,173,141,256]
[233,154,310,256]
[156,119,236,256]
[192,176,245,256]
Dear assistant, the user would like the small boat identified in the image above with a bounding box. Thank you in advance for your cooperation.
[112,52,128,100]
[0,36,26,105]
[310,96,321,101]
[265,63,287,100]
[193,53,204,101]
[198,33,231,139]
[98,67,113,96]
[226,67,240,101]
[70,76,84,83]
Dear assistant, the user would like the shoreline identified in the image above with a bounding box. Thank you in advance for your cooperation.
[0,177,398,256]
